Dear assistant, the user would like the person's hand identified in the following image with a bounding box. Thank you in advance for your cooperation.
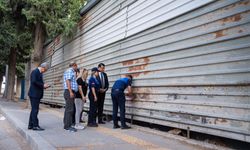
[70,91,74,98]
[94,96,97,102]
[82,97,86,103]
[44,83,50,89]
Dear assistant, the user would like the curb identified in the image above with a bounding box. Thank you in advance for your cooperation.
[132,124,232,150]
[0,102,56,150]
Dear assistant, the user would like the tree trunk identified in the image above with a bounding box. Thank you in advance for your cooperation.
[31,22,46,69]
[4,48,17,100]
[24,22,45,108]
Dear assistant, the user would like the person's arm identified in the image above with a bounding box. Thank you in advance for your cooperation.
[90,78,97,101]
[91,87,97,102]
[66,79,74,98]
[79,85,86,102]
[78,79,86,102]
[127,86,132,95]
[105,73,109,92]
[65,70,75,98]
[31,70,44,89]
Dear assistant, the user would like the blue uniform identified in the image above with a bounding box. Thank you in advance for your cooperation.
[88,76,100,94]
[112,78,131,92]
[88,76,100,125]
[111,77,132,127]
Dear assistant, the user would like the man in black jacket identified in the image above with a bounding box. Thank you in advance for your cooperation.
[97,63,109,124]
[28,62,50,131]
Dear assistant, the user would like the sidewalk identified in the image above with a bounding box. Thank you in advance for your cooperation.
[0,99,224,150]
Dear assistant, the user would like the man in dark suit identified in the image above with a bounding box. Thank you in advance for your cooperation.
[97,63,109,124]
[28,62,50,131]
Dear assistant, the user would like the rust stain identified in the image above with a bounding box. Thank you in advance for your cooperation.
[78,17,86,30]
[214,30,227,38]
[122,60,134,66]
[78,16,91,31]
[53,79,61,85]
[128,64,147,72]
[128,71,151,78]
[239,0,250,6]
[221,14,242,25]
[54,36,61,46]
[214,118,228,125]
[54,90,60,97]
[47,47,53,56]
[220,119,227,123]
[224,1,250,10]
[136,93,150,100]
[122,57,150,66]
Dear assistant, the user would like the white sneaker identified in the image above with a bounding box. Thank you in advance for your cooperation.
[75,125,85,130]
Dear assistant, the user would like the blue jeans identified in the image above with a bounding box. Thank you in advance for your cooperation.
[111,91,126,127]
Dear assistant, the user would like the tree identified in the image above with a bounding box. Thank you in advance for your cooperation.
[0,0,32,100]
[0,0,84,100]
[21,0,84,106]
[23,0,84,68]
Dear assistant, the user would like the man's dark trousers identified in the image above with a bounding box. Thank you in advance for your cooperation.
[97,92,105,122]
[111,91,126,127]
[28,97,41,128]
[63,90,75,129]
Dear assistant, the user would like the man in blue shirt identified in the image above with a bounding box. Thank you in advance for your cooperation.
[63,61,78,132]
[111,75,133,129]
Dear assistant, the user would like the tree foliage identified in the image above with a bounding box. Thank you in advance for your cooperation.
[23,0,84,38]
[0,0,32,79]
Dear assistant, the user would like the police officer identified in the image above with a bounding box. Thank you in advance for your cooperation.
[87,67,100,127]
[111,75,133,129]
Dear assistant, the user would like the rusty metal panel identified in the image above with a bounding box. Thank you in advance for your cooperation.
[42,0,250,142]
[126,0,214,36]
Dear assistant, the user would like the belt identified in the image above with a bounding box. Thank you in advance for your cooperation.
[112,89,123,92]
[65,89,76,93]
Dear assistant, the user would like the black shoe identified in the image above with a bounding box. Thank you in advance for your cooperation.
[28,126,33,130]
[113,124,120,129]
[121,125,131,129]
[65,127,77,132]
[33,126,45,131]
[87,123,98,127]
[98,121,105,124]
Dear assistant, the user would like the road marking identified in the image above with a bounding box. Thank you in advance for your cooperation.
[96,126,170,150]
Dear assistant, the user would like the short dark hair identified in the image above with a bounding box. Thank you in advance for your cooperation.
[127,75,133,80]
[98,63,105,68]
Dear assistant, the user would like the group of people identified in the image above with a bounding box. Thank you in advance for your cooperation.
[27,61,133,132]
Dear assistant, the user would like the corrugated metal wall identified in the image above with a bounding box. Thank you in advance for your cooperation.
[42,0,250,142]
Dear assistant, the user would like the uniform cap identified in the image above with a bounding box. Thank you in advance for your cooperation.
[91,67,98,72]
